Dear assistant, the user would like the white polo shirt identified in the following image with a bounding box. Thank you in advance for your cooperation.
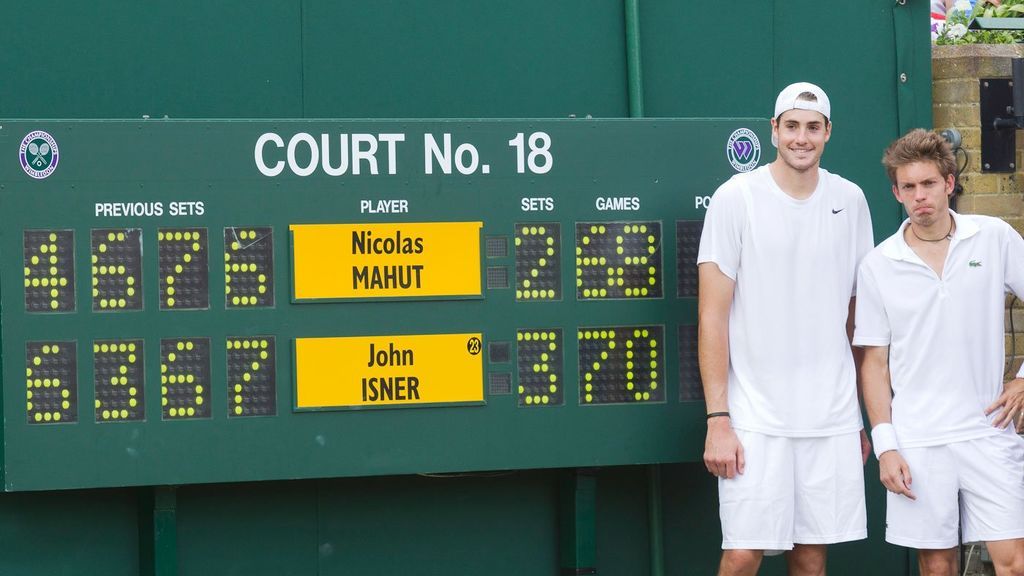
[697,166,874,437]
[854,212,1024,448]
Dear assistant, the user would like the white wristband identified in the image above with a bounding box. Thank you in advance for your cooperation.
[871,423,900,458]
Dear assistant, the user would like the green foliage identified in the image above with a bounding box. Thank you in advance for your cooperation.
[935,0,1024,44]
[979,0,1024,17]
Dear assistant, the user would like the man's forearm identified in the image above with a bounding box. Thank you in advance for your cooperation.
[697,263,735,415]
[698,320,729,413]
[861,346,894,429]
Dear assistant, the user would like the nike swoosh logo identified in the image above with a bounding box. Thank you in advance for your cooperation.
[832,208,845,214]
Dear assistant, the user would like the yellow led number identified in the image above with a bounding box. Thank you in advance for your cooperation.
[516,329,563,407]
[23,230,75,313]
[94,339,144,421]
[161,338,211,419]
[92,229,143,311]
[226,337,276,417]
[575,222,662,300]
[578,326,664,405]
[26,341,77,424]
[224,227,274,308]
[158,228,209,310]
[514,224,560,301]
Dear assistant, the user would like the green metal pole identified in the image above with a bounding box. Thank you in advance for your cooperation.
[139,486,178,576]
[625,4,666,574]
[624,0,644,119]
[559,469,597,575]
[625,4,665,575]
[648,465,665,576]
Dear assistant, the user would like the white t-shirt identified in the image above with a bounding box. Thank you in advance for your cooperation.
[854,212,1024,448]
[697,165,874,437]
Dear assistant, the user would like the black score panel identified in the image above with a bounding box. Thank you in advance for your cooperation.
[224,227,274,308]
[158,228,209,310]
[677,326,704,402]
[514,223,561,301]
[160,338,211,420]
[25,341,77,424]
[94,339,145,421]
[516,329,563,407]
[575,222,663,300]
[92,229,143,311]
[675,220,703,298]
[578,326,665,405]
[23,230,75,313]
[226,336,277,417]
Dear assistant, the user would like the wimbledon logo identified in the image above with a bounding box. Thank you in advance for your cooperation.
[20,131,59,179]
[726,128,760,173]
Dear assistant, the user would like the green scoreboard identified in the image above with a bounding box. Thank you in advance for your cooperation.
[0,119,766,491]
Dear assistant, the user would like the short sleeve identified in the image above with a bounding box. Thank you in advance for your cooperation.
[1002,220,1024,297]
[696,178,747,280]
[852,257,891,347]
[996,222,1024,378]
[852,189,875,296]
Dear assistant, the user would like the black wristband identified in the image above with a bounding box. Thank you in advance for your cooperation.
[705,411,730,420]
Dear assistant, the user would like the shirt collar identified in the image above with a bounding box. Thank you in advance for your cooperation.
[880,210,979,261]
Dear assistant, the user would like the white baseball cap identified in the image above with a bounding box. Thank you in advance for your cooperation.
[774,82,830,120]
[772,82,830,146]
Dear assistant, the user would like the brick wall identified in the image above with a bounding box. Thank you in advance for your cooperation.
[933,44,1024,379]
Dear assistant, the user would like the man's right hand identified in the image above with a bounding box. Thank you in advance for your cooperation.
[878,450,916,500]
[703,418,745,479]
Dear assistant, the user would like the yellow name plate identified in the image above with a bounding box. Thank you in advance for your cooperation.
[295,333,484,409]
[290,222,482,300]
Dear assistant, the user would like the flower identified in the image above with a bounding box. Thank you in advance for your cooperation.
[952,0,973,12]
[947,22,969,39]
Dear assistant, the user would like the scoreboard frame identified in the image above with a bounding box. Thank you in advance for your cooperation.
[0,118,766,491]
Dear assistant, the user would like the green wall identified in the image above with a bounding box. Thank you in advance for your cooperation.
[0,0,930,574]
[4,0,927,238]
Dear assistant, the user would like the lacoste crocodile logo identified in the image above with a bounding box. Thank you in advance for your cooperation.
[969,260,982,267]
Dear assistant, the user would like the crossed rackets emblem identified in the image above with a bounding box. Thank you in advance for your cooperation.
[27,141,50,168]
[19,131,59,179]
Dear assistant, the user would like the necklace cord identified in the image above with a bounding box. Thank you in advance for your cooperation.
[910,217,954,243]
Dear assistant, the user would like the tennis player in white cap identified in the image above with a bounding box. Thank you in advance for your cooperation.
[697,82,874,575]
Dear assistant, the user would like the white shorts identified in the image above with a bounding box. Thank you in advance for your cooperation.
[719,430,867,550]
[886,428,1024,549]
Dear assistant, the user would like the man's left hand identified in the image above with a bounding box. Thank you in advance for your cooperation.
[986,378,1024,429]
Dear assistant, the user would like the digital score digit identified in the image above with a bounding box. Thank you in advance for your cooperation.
[23,230,75,313]
[226,336,276,417]
[575,222,662,300]
[158,228,209,310]
[160,338,211,419]
[92,229,143,311]
[26,341,77,423]
[94,339,145,421]
[516,329,563,407]
[514,224,560,301]
[224,227,274,308]
[578,325,664,405]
